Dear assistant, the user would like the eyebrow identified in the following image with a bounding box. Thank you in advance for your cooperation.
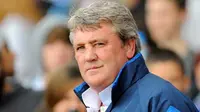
[73,43,84,49]
[89,40,98,44]
[75,38,106,47]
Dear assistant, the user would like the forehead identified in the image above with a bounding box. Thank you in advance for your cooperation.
[146,0,178,10]
[73,23,118,45]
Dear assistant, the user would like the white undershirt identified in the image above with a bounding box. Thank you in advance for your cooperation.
[82,85,112,112]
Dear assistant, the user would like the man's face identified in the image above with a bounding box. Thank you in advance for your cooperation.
[73,23,131,92]
[148,61,186,92]
[145,0,183,43]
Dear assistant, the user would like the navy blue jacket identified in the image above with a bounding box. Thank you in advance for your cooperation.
[74,53,198,112]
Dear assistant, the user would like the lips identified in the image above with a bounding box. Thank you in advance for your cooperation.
[86,65,103,72]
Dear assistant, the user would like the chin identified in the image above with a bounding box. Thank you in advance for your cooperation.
[87,79,104,89]
[88,79,102,87]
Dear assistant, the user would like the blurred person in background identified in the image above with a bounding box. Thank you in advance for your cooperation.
[0,36,15,102]
[41,26,74,81]
[0,33,42,112]
[145,0,194,76]
[35,0,52,15]
[34,25,78,112]
[0,14,44,91]
[39,25,74,109]
[146,49,190,94]
[193,54,200,111]
[34,0,73,15]
[182,0,200,53]
[36,62,85,112]
[31,3,70,90]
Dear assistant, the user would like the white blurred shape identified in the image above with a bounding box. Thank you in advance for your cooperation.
[182,0,200,53]
[0,14,44,91]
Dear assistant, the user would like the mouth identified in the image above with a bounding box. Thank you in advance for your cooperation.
[86,65,103,72]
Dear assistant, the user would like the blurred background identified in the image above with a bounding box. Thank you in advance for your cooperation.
[0,0,200,112]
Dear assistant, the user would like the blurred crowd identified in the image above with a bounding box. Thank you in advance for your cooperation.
[0,0,200,112]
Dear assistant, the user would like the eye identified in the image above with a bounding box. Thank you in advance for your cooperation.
[94,42,105,47]
[76,46,85,51]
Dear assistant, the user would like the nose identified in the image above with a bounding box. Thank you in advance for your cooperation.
[84,47,97,62]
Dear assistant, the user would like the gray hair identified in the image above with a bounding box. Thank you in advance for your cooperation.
[68,0,141,52]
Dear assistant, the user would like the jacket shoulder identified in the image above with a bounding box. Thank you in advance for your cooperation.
[137,73,198,112]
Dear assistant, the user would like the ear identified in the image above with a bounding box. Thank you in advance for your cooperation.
[125,39,136,59]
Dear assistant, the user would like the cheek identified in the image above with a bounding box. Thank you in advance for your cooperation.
[96,49,109,60]
[99,48,125,69]
[75,54,85,71]
[75,53,83,64]
[96,49,117,68]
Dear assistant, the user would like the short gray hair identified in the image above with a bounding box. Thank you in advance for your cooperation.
[68,0,141,52]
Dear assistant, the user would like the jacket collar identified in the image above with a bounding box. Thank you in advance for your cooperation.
[74,53,149,106]
[111,53,149,105]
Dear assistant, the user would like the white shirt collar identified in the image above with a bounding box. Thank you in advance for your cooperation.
[99,85,112,106]
[82,85,112,111]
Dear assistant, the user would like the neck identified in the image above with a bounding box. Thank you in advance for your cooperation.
[91,84,110,93]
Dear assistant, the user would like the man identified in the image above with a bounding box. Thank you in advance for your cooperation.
[146,49,190,94]
[68,1,198,112]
